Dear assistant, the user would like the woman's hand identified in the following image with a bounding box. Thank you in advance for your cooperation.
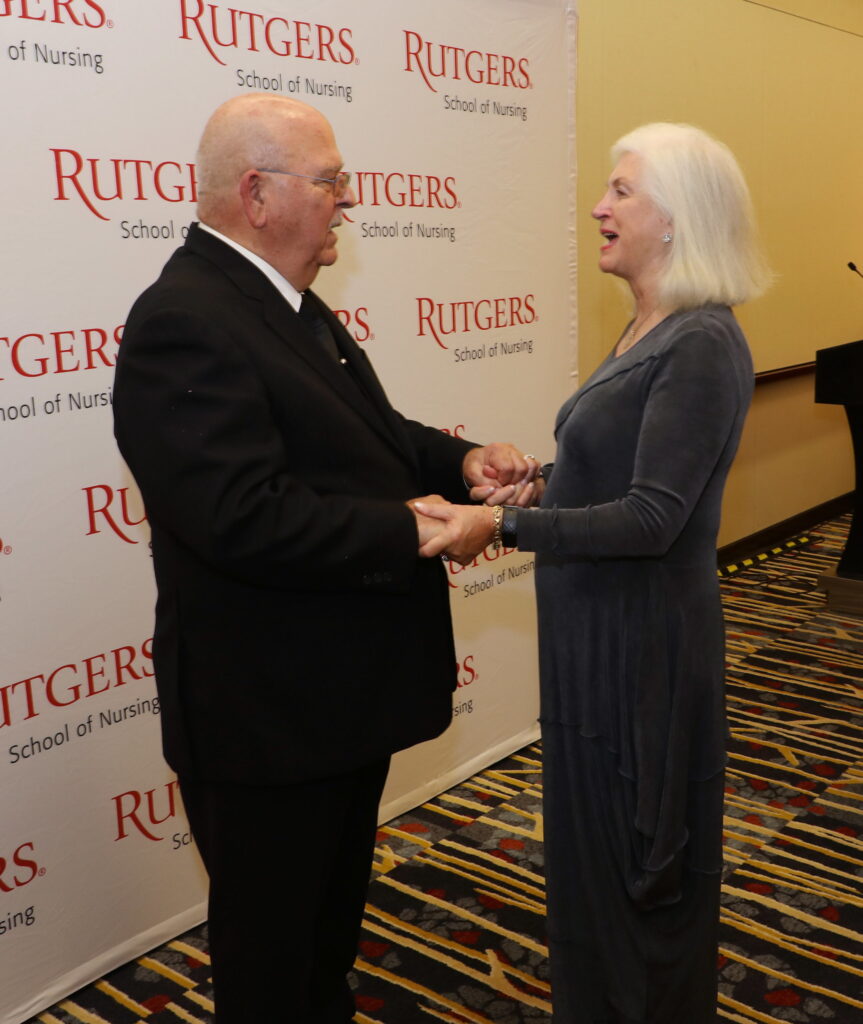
[413,501,496,565]
[463,444,541,506]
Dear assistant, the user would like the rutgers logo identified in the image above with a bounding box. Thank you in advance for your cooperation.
[0,842,40,893]
[51,149,198,222]
[0,0,107,27]
[113,780,181,842]
[0,325,122,380]
[418,294,536,350]
[343,172,458,219]
[84,484,147,544]
[446,543,517,590]
[456,655,477,687]
[332,306,372,344]
[403,30,530,94]
[178,0,355,67]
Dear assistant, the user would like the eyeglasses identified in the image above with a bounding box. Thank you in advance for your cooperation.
[256,168,352,198]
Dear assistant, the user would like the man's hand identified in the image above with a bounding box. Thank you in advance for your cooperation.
[462,444,540,506]
[407,494,450,550]
[413,501,495,565]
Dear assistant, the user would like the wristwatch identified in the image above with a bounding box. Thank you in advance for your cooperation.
[501,506,519,547]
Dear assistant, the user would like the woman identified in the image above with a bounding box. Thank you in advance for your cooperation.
[416,123,770,1022]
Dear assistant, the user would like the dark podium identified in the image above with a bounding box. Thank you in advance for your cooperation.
[816,338,863,612]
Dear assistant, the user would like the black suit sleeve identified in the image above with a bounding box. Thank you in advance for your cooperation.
[114,305,429,593]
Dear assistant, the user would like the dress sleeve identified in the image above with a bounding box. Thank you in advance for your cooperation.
[516,328,745,557]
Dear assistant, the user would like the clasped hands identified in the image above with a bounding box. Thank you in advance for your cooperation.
[407,443,541,565]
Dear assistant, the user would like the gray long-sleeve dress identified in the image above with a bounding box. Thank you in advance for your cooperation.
[517,305,754,1023]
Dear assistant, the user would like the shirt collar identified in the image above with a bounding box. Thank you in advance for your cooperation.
[198,221,303,312]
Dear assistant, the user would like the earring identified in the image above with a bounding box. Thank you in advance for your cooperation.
[661,232,672,243]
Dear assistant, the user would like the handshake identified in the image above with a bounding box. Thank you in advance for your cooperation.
[408,443,543,566]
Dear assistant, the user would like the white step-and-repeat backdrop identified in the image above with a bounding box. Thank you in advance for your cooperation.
[0,1,576,1019]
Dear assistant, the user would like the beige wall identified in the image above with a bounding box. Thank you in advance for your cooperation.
[575,0,857,545]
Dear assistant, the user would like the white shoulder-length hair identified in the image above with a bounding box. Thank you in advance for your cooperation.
[611,122,771,309]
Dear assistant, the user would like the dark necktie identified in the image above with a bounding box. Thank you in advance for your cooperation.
[298,295,341,362]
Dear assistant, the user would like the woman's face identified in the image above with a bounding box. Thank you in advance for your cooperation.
[591,152,671,289]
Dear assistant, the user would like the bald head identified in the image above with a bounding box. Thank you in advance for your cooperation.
[192,93,353,290]
[196,94,333,229]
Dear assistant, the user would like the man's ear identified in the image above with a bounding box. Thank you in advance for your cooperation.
[239,169,268,229]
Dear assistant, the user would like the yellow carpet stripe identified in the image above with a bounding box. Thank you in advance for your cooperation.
[159,1002,206,1023]
[373,844,405,874]
[54,1003,111,1024]
[419,1008,485,1023]
[182,989,214,1012]
[788,819,863,852]
[438,838,545,884]
[725,767,843,797]
[476,813,543,842]
[724,794,795,820]
[474,886,545,914]
[718,946,863,1010]
[355,958,498,1024]
[738,855,861,895]
[723,885,863,943]
[378,874,548,955]
[728,752,852,777]
[723,904,863,958]
[412,852,545,910]
[363,902,545,988]
[717,991,797,1023]
[467,777,519,798]
[377,825,434,850]
[93,980,151,1017]
[732,865,862,906]
[726,677,863,714]
[420,803,473,823]
[805,794,863,818]
[721,910,863,974]
[360,919,550,1007]
[136,957,195,989]
[167,941,210,966]
[435,792,501,813]
[728,724,860,761]
[744,836,863,886]
[482,770,534,791]
[37,1015,66,1024]
[419,847,545,897]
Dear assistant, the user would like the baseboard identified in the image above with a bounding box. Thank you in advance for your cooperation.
[717,492,854,566]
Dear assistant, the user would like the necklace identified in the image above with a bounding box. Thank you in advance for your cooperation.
[619,308,660,355]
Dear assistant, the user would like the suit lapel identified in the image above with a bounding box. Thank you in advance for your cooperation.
[185,224,418,471]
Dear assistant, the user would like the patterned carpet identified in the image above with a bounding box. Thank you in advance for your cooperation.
[26,518,863,1024]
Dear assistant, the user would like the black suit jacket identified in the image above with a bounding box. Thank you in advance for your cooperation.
[113,224,476,784]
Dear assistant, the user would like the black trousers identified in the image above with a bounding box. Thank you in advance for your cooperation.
[179,757,390,1024]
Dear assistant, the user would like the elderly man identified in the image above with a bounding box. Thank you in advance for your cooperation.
[113,94,534,1022]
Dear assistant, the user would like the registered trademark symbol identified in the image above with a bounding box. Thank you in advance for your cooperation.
[39,867,47,877]
[354,58,360,65]
[370,333,376,341]
[107,19,114,28]
[3,546,10,556]
[458,202,462,208]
